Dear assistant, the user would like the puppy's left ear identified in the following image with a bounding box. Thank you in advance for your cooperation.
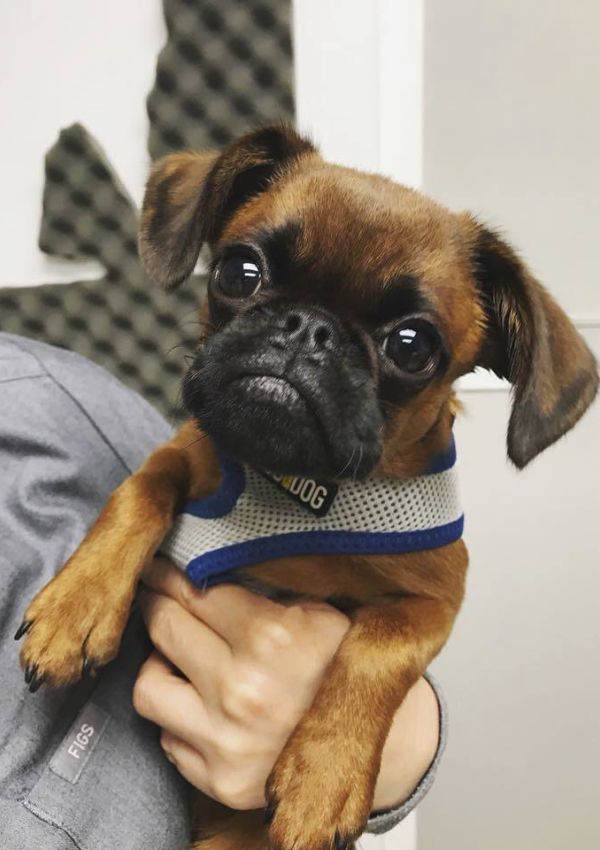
[139,125,316,290]
[470,220,598,468]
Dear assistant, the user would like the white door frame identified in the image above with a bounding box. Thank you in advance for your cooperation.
[292,0,424,188]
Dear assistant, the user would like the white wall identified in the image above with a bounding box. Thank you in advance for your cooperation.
[420,2,600,849]
[293,0,423,188]
[420,382,600,850]
[0,0,165,287]
[424,0,600,321]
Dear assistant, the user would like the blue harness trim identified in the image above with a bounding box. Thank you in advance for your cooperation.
[184,454,246,518]
[186,516,465,588]
[425,439,456,474]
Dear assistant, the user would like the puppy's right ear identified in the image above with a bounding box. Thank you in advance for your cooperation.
[139,125,316,290]
[469,220,598,467]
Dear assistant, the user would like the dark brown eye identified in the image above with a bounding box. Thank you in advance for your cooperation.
[384,320,439,374]
[215,254,262,299]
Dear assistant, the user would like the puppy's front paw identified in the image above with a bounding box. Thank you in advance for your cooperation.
[266,728,374,850]
[16,553,134,691]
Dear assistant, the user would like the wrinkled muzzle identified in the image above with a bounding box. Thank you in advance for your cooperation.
[183,302,383,479]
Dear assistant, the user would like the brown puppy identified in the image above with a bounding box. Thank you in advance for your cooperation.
[17,126,598,850]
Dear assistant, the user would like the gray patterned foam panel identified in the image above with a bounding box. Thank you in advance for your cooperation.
[0,0,294,422]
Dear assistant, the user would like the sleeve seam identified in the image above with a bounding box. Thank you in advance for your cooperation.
[0,373,47,385]
[21,800,83,850]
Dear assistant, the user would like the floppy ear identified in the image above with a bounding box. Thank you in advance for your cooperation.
[138,125,316,290]
[471,222,598,468]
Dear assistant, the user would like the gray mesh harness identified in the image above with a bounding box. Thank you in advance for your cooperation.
[161,443,463,588]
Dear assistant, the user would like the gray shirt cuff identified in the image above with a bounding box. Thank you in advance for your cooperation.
[365,672,447,834]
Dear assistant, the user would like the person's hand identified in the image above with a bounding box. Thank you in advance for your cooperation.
[133,557,439,813]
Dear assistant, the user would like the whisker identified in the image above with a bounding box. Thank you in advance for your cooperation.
[351,445,364,480]
[163,341,190,358]
[183,433,211,450]
[380,399,401,413]
[335,447,356,479]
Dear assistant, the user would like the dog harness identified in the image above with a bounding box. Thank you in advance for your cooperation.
[160,441,463,589]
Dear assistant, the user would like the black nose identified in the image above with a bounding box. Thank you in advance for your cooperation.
[273,307,338,353]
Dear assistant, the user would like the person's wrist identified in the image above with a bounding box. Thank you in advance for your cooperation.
[371,677,440,813]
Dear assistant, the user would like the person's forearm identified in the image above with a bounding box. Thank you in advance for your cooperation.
[371,677,440,812]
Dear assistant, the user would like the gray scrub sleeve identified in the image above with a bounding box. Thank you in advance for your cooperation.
[0,333,446,849]
[365,672,447,834]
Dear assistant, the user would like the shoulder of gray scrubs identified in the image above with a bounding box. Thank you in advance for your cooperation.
[0,333,173,472]
[0,333,188,850]
[365,672,448,834]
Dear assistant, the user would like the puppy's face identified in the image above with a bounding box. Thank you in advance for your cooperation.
[185,170,479,479]
[140,127,598,478]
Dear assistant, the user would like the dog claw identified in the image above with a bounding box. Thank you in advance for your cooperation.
[263,798,277,825]
[28,672,45,693]
[82,657,93,678]
[24,664,37,685]
[14,620,32,641]
[334,832,348,850]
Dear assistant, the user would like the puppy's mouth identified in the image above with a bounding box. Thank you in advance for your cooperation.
[229,371,334,459]
[182,319,384,479]
[230,375,304,407]
[184,362,374,479]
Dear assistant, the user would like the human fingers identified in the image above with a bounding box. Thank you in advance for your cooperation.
[133,651,213,750]
[140,589,230,703]
[143,556,291,649]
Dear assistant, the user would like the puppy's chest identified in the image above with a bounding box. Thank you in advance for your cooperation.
[160,448,463,605]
